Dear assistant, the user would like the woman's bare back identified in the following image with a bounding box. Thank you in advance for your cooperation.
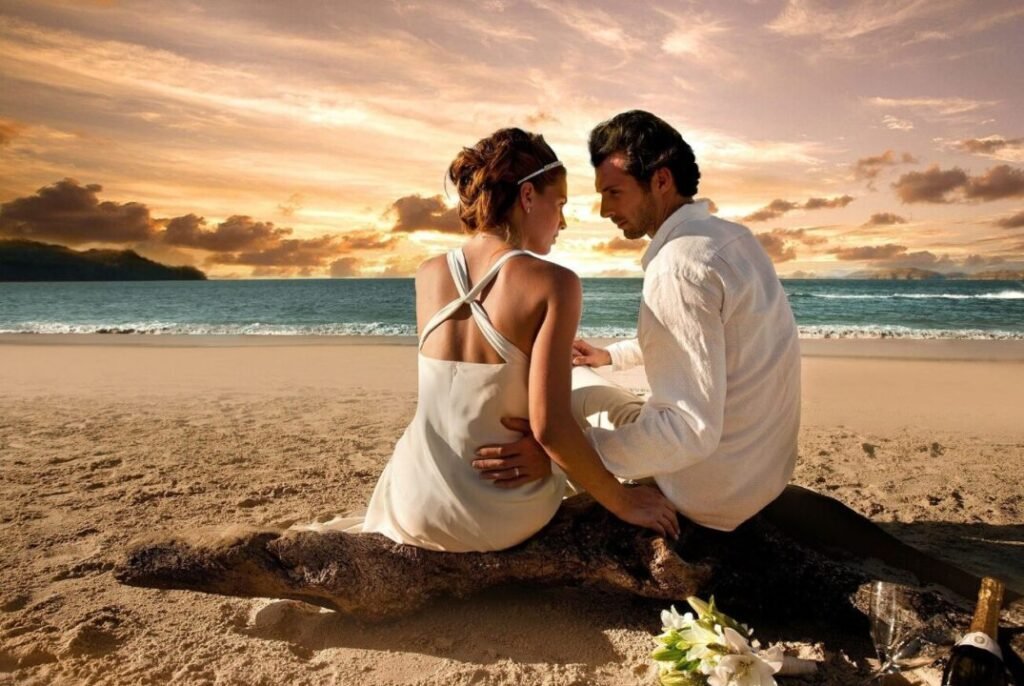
[416,243,555,365]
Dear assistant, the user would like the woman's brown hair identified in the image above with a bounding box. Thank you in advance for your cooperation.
[447,128,564,245]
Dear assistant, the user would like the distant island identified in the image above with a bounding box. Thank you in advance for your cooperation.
[845,268,1024,280]
[0,240,206,281]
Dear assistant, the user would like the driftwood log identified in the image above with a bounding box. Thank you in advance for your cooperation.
[114,493,712,620]
[114,489,1024,671]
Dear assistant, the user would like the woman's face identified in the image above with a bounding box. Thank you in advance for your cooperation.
[521,175,567,255]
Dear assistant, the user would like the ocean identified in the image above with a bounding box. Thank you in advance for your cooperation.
[0,278,1022,340]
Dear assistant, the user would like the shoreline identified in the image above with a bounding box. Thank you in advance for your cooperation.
[2,333,1024,361]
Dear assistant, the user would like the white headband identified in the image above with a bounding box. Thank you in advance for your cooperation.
[517,160,564,185]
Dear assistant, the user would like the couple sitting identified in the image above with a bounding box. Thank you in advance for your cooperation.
[305,109,802,553]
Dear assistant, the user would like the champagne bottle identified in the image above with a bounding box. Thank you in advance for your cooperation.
[942,577,1008,685]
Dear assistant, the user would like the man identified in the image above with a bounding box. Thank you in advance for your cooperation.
[475,110,801,532]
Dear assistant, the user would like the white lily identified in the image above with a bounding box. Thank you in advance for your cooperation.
[660,605,695,630]
[706,653,778,686]
[678,621,724,663]
[705,628,785,686]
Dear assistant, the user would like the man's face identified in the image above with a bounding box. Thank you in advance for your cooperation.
[594,152,657,239]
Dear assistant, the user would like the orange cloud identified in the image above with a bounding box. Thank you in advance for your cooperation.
[0,118,27,146]
[964,165,1024,201]
[338,230,400,251]
[743,195,853,222]
[592,236,647,254]
[829,243,907,260]
[893,164,1024,203]
[957,136,1024,156]
[206,235,340,268]
[0,178,157,245]
[330,256,363,277]
[163,214,291,251]
[853,150,916,184]
[755,233,797,262]
[863,212,908,226]
[892,165,969,203]
[389,194,460,234]
[994,210,1024,229]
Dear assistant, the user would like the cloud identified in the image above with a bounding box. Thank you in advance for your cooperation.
[804,195,855,210]
[389,194,461,234]
[206,235,340,268]
[743,195,853,222]
[0,178,157,245]
[592,236,647,254]
[864,212,908,226]
[892,164,1024,203]
[744,199,799,222]
[994,210,1024,229]
[891,165,969,203]
[868,96,997,117]
[277,193,303,218]
[0,118,26,146]
[329,256,363,277]
[752,227,828,264]
[963,165,1024,201]
[379,253,430,277]
[162,214,291,251]
[882,115,914,131]
[755,233,797,263]
[957,136,1024,157]
[338,230,399,250]
[829,243,908,260]
[772,228,829,246]
[963,254,1006,268]
[853,150,917,184]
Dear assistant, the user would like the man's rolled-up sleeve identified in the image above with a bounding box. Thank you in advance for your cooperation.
[587,267,727,479]
[607,338,643,370]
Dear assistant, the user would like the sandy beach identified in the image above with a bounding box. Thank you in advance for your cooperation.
[1,335,1022,685]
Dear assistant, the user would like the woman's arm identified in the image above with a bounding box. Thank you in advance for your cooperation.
[528,266,680,538]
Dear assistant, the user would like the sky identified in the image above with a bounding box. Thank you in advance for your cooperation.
[1,0,1023,278]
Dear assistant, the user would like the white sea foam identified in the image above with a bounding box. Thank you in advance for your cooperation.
[0,321,419,336]
[2,321,1022,340]
[806,290,1024,300]
[797,325,1024,340]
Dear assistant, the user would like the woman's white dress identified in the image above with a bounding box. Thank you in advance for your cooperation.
[300,249,566,552]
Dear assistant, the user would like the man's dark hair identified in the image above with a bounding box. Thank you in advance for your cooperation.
[588,110,700,196]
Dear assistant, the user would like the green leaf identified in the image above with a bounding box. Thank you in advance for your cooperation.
[659,670,707,686]
[651,646,686,662]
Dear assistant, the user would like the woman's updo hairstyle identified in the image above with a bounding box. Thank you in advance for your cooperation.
[447,128,564,245]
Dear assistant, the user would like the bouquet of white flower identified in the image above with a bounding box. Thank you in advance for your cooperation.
[651,596,784,686]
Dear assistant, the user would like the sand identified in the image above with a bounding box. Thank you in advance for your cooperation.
[1,335,1022,685]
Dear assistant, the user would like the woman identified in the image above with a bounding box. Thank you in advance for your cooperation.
[304,128,678,551]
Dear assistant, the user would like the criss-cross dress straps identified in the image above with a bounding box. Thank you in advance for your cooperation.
[418,249,528,364]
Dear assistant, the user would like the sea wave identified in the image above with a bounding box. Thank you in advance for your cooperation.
[796,325,1024,340]
[0,321,419,336]
[794,289,1024,300]
[3,321,1023,340]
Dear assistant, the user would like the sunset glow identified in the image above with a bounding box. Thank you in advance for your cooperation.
[1,0,1022,278]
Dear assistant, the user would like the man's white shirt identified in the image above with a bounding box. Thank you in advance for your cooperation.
[586,200,801,531]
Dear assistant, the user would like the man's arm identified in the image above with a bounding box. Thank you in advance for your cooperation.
[571,338,644,370]
[606,338,644,370]
[588,267,727,479]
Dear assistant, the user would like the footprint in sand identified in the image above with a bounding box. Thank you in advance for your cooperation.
[59,606,134,658]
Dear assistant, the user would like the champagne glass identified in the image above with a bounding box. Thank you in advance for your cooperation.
[868,581,944,681]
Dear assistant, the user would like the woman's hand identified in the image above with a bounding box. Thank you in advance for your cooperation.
[610,485,681,539]
[571,339,612,367]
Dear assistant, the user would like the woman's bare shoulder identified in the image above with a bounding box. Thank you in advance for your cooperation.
[503,253,580,292]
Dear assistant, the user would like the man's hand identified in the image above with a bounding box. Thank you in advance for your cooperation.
[473,417,552,489]
[609,485,681,539]
[572,339,612,367]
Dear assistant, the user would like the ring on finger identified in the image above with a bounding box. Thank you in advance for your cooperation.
[514,467,520,478]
